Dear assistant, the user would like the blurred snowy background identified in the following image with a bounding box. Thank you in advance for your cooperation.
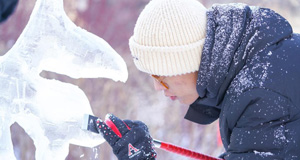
[0,0,299,159]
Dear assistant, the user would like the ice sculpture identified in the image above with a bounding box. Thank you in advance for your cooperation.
[0,0,128,159]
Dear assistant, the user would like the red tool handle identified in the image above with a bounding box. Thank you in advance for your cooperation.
[153,139,223,160]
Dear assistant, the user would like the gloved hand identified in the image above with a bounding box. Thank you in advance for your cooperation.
[96,114,157,160]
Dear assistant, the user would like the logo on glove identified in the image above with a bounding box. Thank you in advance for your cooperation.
[128,143,141,158]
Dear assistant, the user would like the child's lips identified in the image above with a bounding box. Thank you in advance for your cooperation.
[169,96,177,101]
[164,92,177,101]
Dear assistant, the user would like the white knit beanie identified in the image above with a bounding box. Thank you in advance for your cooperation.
[129,0,207,76]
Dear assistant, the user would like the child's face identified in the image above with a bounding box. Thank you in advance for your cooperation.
[151,72,199,105]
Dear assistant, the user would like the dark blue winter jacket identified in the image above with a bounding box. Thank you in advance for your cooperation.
[0,0,18,23]
[184,4,300,160]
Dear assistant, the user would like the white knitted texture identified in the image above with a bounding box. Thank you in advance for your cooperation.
[129,0,207,76]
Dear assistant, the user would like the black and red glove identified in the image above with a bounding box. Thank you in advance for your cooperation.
[96,114,157,160]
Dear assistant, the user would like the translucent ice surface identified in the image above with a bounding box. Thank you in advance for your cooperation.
[0,0,128,159]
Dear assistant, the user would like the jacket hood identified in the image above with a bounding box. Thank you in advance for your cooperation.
[185,3,293,124]
[197,3,292,106]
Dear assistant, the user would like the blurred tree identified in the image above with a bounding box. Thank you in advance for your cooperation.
[74,0,149,51]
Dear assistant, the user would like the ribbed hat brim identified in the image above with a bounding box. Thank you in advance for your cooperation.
[129,37,205,76]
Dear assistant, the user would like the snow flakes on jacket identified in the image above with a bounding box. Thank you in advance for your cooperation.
[184,3,300,160]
